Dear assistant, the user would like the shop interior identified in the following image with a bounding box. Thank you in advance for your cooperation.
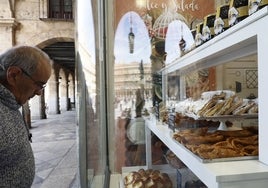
[76,0,268,187]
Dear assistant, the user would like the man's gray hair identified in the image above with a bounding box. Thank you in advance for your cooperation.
[0,45,52,75]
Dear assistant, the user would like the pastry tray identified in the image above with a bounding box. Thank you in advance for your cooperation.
[171,135,258,163]
[185,113,258,121]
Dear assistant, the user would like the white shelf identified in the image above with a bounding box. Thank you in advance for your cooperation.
[160,6,268,164]
[146,119,268,188]
[148,6,268,188]
[162,7,268,75]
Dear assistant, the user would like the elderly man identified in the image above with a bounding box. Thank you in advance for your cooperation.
[0,45,52,187]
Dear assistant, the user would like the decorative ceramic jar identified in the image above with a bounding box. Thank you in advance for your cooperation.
[195,22,204,46]
[228,0,249,26]
[203,14,216,41]
[248,0,268,15]
[214,4,230,35]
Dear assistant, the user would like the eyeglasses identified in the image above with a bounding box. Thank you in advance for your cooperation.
[20,68,46,90]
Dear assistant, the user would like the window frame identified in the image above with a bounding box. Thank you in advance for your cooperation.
[48,0,73,19]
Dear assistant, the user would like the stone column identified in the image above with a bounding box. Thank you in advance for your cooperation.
[45,66,60,115]
[30,96,42,120]
[60,78,68,112]
[40,90,47,119]
[0,0,17,51]
[47,79,60,114]
[29,90,47,120]
[69,78,75,109]
[70,79,75,107]
[22,101,31,128]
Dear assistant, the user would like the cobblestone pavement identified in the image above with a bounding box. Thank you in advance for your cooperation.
[30,110,80,188]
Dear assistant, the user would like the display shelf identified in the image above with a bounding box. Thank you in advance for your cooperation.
[185,113,258,121]
[171,135,258,164]
[186,114,258,130]
[161,6,268,164]
[148,6,268,187]
[162,7,268,76]
[146,118,268,188]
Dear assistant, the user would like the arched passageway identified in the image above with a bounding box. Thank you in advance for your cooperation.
[43,42,75,116]
[24,41,75,124]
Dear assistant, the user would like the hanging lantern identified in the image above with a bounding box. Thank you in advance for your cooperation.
[128,13,135,54]
[139,60,144,80]
[128,27,135,54]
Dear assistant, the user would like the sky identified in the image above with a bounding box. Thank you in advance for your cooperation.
[114,11,151,64]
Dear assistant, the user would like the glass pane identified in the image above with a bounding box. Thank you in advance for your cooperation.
[164,54,258,152]
[113,1,217,187]
[77,1,104,187]
[113,11,152,171]
[64,0,72,12]
[50,0,60,11]
[64,0,72,6]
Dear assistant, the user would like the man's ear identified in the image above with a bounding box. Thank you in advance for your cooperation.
[6,66,22,85]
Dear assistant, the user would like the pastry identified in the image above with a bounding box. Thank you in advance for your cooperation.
[233,102,256,115]
[202,100,225,117]
[197,99,217,116]
[124,172,141,185]
[215,129,254,138]
[183,134,224,145]
[215,95,235,115]
[242,145,258,156]
[173,128,258,160]
[124,169,172,188]
[223,98,243,115]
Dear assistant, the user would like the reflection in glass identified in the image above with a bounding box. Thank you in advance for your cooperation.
[165,20,194,64]
[128,27,135,54]
[114,11,151,172]
[128,13,135,54]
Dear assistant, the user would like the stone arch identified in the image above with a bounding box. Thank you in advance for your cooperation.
[22,32,74,48]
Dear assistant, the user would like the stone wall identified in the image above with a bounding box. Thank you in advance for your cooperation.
[0,0,75,119]
[0,0,75,51]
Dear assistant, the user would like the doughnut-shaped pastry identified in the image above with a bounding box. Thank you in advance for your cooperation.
[127,180,144,188]
[124,172,141,185]
[242,145,258,156]
[124,169,172,188]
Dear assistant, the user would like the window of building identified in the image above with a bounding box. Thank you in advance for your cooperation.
[49,0,73,19]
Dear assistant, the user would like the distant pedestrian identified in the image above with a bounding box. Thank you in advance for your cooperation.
[0,45,52,187]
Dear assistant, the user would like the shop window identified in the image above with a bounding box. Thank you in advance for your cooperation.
[113,11,152,172]
[49,0,73,19]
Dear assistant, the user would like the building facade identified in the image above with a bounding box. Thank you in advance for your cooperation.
[0,0,76,122]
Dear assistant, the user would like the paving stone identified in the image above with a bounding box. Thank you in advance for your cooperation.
[30,111,80,188]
